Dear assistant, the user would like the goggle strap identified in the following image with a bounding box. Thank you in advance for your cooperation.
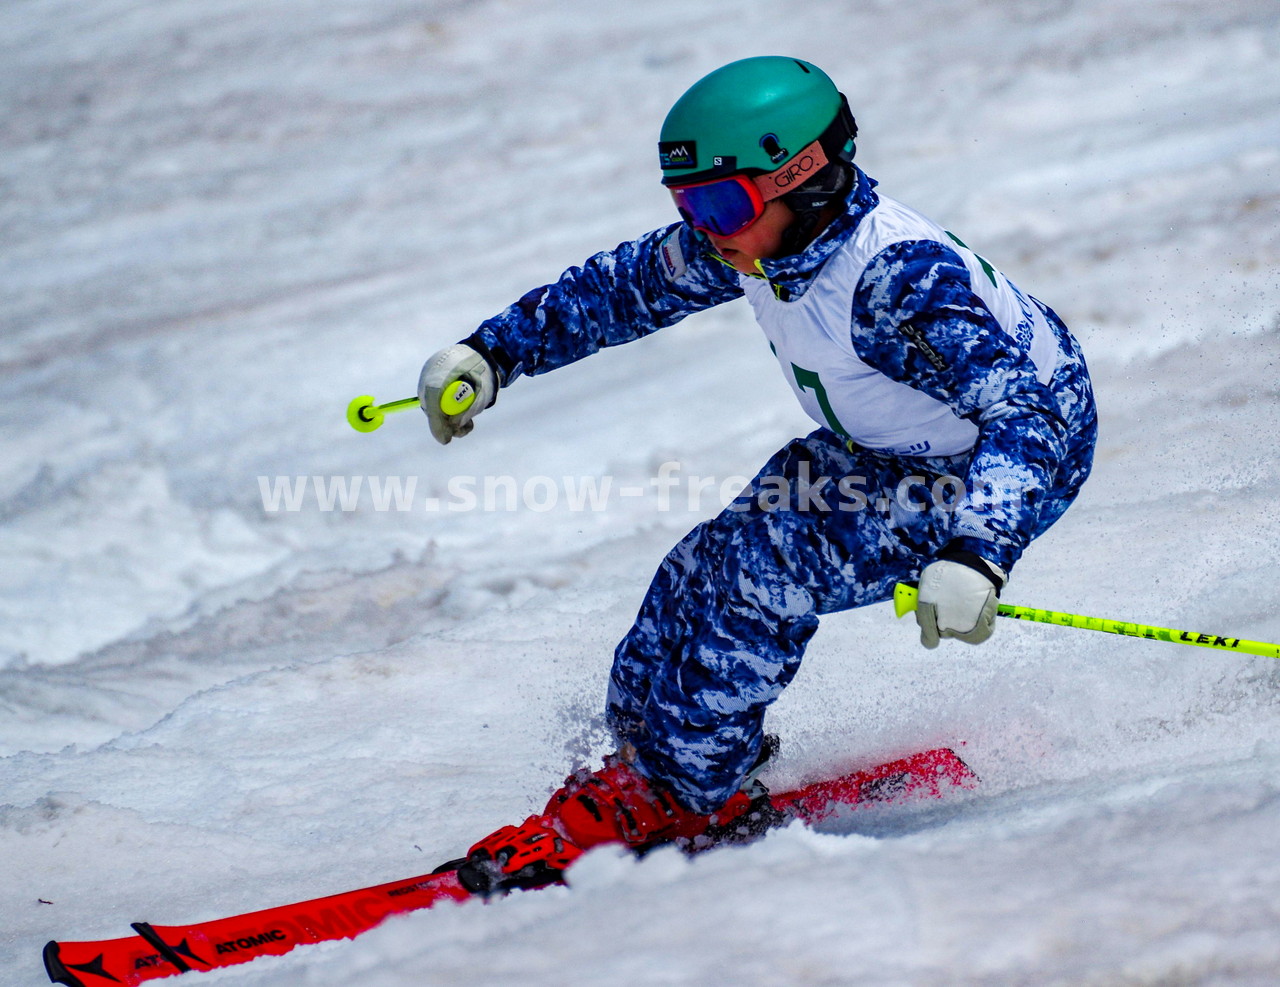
[755,139,830,202]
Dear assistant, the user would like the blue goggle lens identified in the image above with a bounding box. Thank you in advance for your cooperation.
[669,178,762,237]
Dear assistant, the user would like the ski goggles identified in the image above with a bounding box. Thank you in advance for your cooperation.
[668,139,830,237]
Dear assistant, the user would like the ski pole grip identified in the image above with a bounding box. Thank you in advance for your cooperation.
[893,582,920,618]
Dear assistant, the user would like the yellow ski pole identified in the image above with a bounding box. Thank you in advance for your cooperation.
[893,583,1280,660]
[346,382,476,433]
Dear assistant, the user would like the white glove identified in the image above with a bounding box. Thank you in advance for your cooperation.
[418,343,497,445]
[916,554,1007,649]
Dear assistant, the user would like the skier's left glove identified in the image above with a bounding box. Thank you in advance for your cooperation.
[418,342,498,445]
[916,548,1006,649]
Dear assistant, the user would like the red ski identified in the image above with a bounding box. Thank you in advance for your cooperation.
[44,748,975,985]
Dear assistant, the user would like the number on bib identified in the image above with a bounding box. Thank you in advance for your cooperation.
[791,364,849,437]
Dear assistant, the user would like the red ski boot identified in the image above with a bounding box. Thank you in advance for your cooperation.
[457,754,758,895]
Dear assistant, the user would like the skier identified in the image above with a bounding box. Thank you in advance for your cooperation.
[416,56,1096,892]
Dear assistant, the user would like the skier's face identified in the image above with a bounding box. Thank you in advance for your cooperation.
[706,200,795,274]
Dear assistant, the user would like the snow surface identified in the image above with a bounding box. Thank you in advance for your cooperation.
[3,0,1280,983]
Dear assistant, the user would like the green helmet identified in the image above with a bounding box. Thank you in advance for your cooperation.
[659,56,856,187]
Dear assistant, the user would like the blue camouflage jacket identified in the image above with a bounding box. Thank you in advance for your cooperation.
[463,169,1096,573]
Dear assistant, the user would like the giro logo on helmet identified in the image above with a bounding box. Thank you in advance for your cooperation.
[758,140,829,199]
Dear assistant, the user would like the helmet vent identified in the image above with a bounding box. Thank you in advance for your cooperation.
[759,133,788,164]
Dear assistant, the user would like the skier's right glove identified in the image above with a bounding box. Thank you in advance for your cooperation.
[417,342,498,445]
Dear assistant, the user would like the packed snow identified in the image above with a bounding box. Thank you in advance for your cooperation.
[3,0,1280,983]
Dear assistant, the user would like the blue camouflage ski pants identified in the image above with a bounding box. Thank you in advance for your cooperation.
[606,426,1089,813]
